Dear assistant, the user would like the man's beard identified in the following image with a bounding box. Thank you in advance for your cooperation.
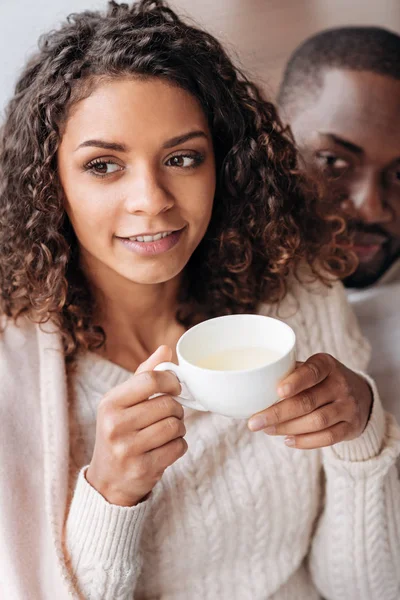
[344,240,399,289]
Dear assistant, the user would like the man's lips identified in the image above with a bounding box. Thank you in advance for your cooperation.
[351,233,386,262]
[352,243,383,262]
[351,231,388,262]
[352,233,387,246]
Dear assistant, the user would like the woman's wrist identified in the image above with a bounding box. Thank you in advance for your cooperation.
[86,464,146,507]
[67,467,150,568]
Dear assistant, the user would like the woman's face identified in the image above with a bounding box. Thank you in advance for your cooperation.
[58,77,216,287]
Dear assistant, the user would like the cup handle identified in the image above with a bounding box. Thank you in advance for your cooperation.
[154,362,208,412]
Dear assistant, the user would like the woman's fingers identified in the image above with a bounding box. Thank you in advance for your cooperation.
[284,421,353,450]
[88,347,186,507]
[263,400,353,437]
[146,437,188,474]
[104,395,184,438]
[129,395,184,430]
[133,416,186,454]
[102,369,181,410]
[135,345,172,374]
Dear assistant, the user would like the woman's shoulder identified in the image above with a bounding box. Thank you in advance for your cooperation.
[258,270,351,344]
[0,314,39,349]
[0,315,46,377]
[258,266,371,371]
[259,266,348,318]
[0,318,43,417]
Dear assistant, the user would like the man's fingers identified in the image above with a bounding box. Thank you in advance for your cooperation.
[283,421,352,450]
[263,401,353,436]
[248,380,331,432]
[277,353,336,399]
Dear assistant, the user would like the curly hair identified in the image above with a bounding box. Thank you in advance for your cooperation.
[0,0,354,360]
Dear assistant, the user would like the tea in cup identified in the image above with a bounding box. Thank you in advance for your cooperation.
[155,314,296,419]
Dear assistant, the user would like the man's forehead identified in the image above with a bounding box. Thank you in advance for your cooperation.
[293,68,400,156]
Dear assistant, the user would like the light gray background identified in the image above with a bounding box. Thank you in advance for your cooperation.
[1,0,399,118]
[0,0,104,119]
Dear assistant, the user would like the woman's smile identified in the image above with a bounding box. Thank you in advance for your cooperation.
[116,226,186,255]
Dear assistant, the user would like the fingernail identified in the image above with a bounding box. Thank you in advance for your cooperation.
[278,384,291,398]
[264,425,276,435]
[284,436,296,447]
[248,416,266,432]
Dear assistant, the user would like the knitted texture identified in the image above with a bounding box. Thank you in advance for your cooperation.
[66,278,400,599]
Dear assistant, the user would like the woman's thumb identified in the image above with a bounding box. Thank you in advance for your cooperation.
[135,345,173,375]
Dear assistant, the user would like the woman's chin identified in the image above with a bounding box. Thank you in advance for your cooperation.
[117,263,184,286]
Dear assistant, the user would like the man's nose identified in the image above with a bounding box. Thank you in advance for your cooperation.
[342,176,391,225]
[124,167,174,216]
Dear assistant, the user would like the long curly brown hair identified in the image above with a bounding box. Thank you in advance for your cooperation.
[0,0,354,360]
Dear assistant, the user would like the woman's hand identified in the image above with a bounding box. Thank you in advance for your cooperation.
[248,353,373,449]
[86,346,187,507]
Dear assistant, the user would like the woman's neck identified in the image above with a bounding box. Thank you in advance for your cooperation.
[85,263,186,371]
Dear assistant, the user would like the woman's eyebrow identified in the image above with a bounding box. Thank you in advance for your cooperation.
[75,140,128,152]
[162,130,208,149]
[75,130,207,153]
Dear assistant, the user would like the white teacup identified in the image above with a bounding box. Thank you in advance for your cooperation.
[155,314,296,419]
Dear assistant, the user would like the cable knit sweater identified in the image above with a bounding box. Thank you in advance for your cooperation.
[62,278,400,600]
[0,277,399,600]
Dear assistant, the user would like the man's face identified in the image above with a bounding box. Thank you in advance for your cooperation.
[288,68,400,288]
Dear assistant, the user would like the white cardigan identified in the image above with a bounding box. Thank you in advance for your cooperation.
[0,278,399,600]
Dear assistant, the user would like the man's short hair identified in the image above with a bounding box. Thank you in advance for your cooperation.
[278,27,400,116]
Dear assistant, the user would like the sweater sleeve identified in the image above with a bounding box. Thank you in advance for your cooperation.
[65,467,149,600]
[302,280,400,600]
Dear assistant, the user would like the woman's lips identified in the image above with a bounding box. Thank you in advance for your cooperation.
[117,228,185,256]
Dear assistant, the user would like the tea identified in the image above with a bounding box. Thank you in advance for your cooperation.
[196,346,281,371]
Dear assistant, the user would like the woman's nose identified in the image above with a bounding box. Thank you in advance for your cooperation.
[123,167,174,216]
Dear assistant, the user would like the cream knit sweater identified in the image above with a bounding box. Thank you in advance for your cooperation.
[64,278,400,600]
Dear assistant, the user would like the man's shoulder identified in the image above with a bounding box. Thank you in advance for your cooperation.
[348,258,400,302]
[348,278,400,315]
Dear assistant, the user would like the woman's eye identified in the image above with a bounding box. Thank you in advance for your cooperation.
[315,152,350,177]
[166,154,203,169]
[85,159,123,178]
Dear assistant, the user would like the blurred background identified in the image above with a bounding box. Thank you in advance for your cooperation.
[1,0,400,116]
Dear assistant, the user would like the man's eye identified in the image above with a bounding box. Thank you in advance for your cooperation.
[390,168,400,184]
[85,159,123,178]
[315,152,350,177]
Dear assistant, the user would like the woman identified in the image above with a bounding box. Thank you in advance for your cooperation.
[0,1,399,598]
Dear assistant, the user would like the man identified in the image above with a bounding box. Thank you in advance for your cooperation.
[278,27,400,424]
